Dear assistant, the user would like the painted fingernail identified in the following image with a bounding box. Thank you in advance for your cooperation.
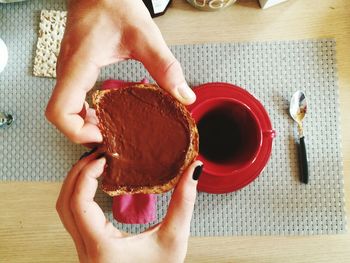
[177,83,196,103]
[79,147,97,160]
[192,164,203,181]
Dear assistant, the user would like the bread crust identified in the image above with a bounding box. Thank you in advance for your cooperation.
[92,84,199,196]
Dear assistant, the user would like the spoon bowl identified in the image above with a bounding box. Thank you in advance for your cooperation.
[290,91,307,130]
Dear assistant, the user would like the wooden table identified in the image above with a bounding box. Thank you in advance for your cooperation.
[1,0,349,262]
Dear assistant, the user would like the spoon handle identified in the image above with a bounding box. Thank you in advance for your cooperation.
[299,136,309,184]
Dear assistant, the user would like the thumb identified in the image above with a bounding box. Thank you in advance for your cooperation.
[132,23,196,105]
[161,161,203,239]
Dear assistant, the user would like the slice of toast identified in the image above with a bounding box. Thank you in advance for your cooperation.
[92,84,199,196]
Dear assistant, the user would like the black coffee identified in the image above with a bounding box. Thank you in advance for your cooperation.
[198,108,242,163]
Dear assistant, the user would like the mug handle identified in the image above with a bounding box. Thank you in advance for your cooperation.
[263,129,276,139]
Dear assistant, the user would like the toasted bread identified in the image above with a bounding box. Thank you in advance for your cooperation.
[92,84,199,196]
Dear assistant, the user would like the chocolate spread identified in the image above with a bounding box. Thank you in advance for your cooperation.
[99,86,190,188]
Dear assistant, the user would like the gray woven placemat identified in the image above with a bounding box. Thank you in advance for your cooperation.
[0,0,346,236]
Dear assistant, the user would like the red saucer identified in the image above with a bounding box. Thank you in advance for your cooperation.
[187,83,275,194]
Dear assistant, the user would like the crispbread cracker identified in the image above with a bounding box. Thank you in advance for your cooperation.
[33,10,66,78]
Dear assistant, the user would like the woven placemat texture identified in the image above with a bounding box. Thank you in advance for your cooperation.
[0,0,346,236]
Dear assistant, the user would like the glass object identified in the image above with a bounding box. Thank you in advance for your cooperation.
[186,0,236,11]
[142,0,172,17]
[0,112,13,128]
[0,38,8,73]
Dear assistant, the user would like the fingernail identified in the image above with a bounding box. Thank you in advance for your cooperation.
[79,147,97,160]
[97,156,106,165]
[192,165,203,181]
[177,83,196,103]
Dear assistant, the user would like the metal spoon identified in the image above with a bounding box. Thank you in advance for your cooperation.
[289,91,308,184]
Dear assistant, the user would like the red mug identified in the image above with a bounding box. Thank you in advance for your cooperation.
[187,82,276,194]
[191,97,263,176]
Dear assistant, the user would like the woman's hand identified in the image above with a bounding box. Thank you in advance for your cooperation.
[56,151,203,263]
[46,0,196,144]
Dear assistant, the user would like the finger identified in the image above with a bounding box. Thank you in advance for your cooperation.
[56,208,87,262]
[56,152,100,260]
[57,150,99,220]
[78,101,88,119]
[131,22,196,105]
[85,108,99,126]
[160,161,203,239]
[45,48,103,144]
[71,157,124,241]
